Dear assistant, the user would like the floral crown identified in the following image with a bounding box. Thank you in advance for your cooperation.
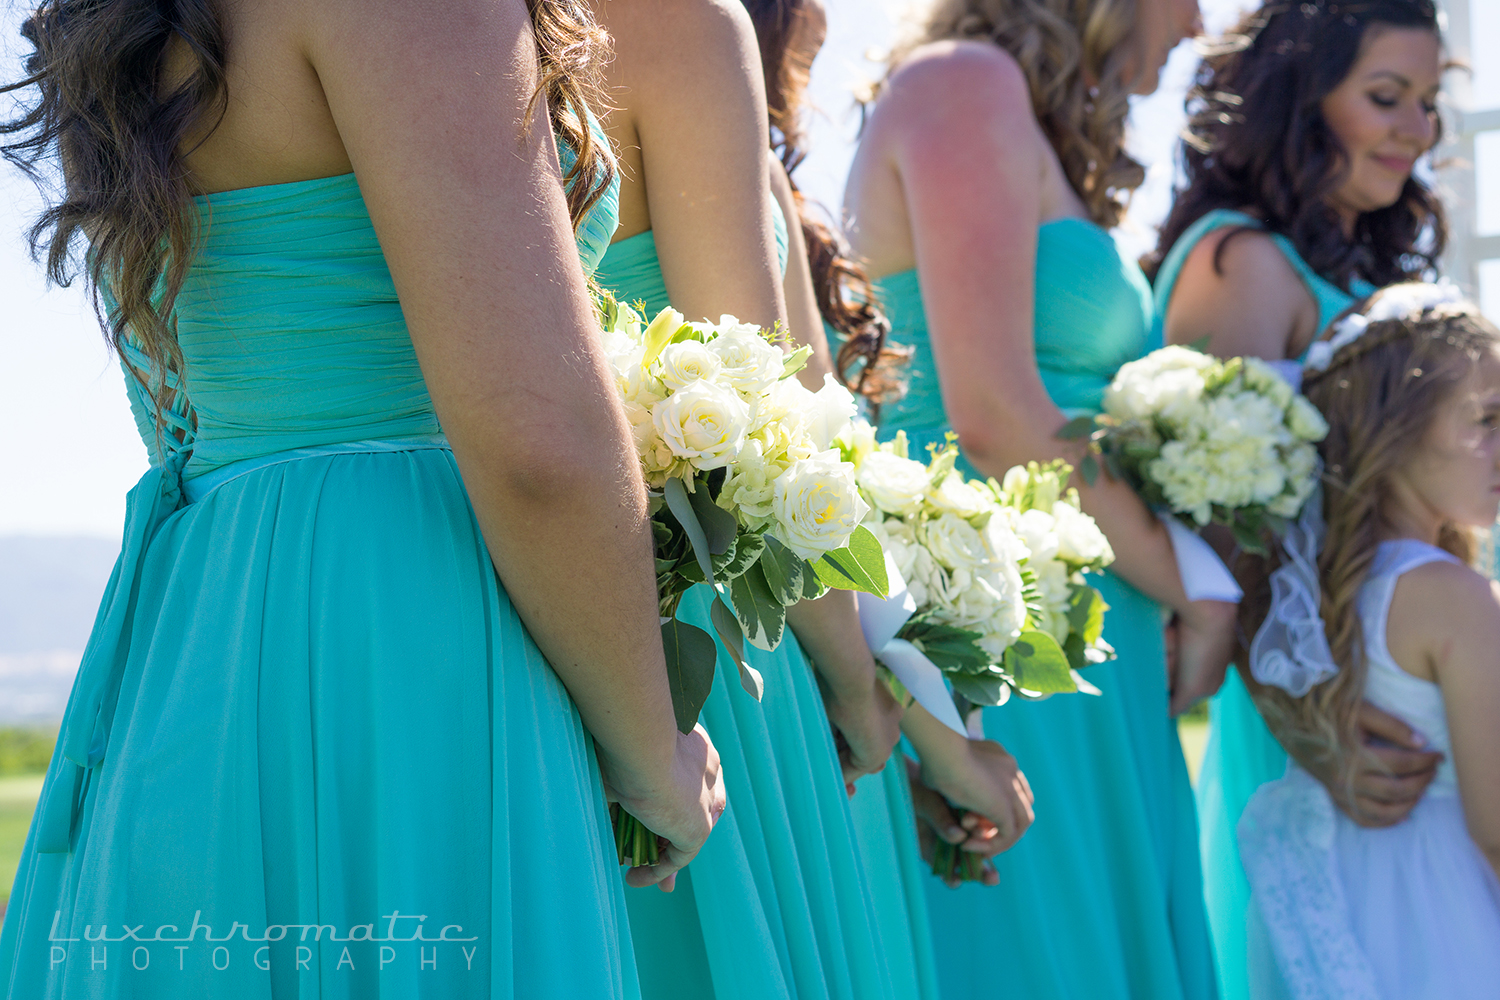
[1302,280,1470,374]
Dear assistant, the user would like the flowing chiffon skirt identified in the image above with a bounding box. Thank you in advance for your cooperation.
[0,448,639,999]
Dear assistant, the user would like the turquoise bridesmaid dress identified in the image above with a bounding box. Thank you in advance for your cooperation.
[874,218,1218,1000]
[595,208,935,1000]
[1151,208,1373,1000]
[0,159,642,997]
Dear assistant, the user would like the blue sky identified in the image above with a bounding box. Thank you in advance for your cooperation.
[0,0,1493,538]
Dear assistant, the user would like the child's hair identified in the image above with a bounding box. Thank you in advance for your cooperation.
[1242,284,1500,789]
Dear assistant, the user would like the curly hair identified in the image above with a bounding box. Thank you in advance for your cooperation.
[1,0,615,424]
[878,0,1147,229]
[1241,289,1497,793]
[739,0,908,408]
[1144,0,1446,289]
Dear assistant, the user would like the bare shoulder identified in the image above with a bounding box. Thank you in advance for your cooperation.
[1388,557,1500,682]
[1166,224,1318,358]
[599,0,755,78]
[879,41,1035,129]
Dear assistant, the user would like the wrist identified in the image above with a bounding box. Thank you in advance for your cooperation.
[1179,597,1236,630]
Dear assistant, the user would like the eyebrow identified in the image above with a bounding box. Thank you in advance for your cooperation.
[1365,71,1412,87]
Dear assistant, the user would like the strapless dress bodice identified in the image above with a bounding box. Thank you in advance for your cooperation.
[874,217,1153,462]
[593,196,789,316]
[124,159,620,482]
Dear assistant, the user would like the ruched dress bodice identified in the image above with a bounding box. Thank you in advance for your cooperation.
[876,217,1153,465]
[125,167,618,482]
[2,154,644,999]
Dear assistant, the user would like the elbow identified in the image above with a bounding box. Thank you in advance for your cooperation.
[949,411,1051,478]
[463,413,639,510]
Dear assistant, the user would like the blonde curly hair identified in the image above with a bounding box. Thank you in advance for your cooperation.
[879,0,1146,228]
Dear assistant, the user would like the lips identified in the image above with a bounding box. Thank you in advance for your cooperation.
[1372,154,1416,175]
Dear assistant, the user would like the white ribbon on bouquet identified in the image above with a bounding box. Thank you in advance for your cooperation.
[1159,514,1243,603]
[855,550,970,737]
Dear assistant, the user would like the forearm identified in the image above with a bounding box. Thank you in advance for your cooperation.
[899,700,967,781]
[786,589,879,699]
[452,418,678,795]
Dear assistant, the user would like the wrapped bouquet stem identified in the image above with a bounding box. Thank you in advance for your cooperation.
[597,294,890,866]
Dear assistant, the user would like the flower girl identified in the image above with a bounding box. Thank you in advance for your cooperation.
[1237,283,1500,1000]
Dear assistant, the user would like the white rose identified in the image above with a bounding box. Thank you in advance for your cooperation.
[652,379,751,471]
[707,322,785,395]
[856,450,931,516]
[1014,508,1060,564]
[928,474,992,520]
[919,511,987,573]
[771,450,870,559]
[656,340,723,392]
[804,373,858,452]
[1051,500,1114,567]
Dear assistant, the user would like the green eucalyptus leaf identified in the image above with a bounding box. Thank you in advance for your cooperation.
[810,525,890,596]
[1078,453,1100,486]
[663,476,717,586]
[1062,631,1088,673]
[950,673,1008,708]
[1067,585,1108,645]
[1055,415,1098,441]
[661,617,719,733]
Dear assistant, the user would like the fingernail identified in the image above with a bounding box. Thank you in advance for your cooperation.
[947,826,964,842]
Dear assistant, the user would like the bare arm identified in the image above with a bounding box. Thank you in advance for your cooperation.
[308,0,719,881]
[1391,562,1500,877]
[881,46,1229,645]
[769,155,836,389]
[1161,228,1321,360]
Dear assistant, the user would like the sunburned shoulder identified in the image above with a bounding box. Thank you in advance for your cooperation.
[878,40,1036,130]
[876,40,1044,158]
[600,0,754,70]
[1388,557,1500,683]
[1169,223,1317,357]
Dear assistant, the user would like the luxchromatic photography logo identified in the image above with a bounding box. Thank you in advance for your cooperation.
[46,910,482,974]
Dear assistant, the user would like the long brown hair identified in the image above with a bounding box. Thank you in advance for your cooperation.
[1144,0,1446,288]
[1243,289,1497,788]
[740,0,908,407]
[2,0,615,418]
[879,0,1146,229]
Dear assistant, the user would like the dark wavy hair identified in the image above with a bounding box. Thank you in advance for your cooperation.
[1,0,615,419]
[740,0,908,407]
[1144,0,1446,289]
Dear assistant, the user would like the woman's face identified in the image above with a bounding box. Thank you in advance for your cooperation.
[1321,26,1442,225]
[1128,0,1203,95]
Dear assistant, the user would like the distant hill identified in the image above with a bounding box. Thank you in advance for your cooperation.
[0,536,118,723]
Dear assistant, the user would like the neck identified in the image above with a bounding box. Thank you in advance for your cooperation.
[1379,486,1444,547]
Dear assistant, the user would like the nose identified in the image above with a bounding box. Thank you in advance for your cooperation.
[1397,98,1436,150]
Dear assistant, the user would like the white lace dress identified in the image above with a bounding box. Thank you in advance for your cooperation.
[1238,540,1500,1000]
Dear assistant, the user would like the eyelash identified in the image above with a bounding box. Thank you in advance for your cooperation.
[1369,94,1439,115]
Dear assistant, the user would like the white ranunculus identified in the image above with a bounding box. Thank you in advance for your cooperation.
[838,417,879,466]
[1051,500,1114,567]
[653,379,751,471]
[656,340,723,392]
[708,322,786,395]
[928,473,992,521]
[857,450,931,516]
[771,450,870,559]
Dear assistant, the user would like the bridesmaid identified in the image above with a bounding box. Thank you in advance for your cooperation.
[0,0,721,996]
[588,2,904,998]
[843,0,1233,997]
[744,2,1036,995]
[1147,2,1448,995]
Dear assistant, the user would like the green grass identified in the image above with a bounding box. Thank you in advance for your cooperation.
[0,726,56,777]
[1179,716,1210,786]
[0,774,44,909]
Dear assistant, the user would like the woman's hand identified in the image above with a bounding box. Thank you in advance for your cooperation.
[823,673,905,792]
[602,724,727,892]
[906,755,999,887]
[900,701,1033,885]
[787,591,903,791]
[1168,600,1237,716]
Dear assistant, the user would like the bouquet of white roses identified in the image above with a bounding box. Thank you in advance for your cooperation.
[597,294,889,865]
[841,426,1114,880]
[843,426,1114,713]
[1060,345,1328,554]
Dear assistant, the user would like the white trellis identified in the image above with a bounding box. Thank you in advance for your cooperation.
[1438,0,1499,314]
